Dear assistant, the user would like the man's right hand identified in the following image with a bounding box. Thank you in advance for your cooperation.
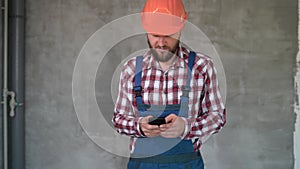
[140,116,161,137]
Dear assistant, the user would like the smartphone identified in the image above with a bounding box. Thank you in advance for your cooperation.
[148,117,166,125]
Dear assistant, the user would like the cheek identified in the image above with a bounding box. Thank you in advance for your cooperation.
[148,39,157,48]
[169,39,178,46]
[151,41,158,47]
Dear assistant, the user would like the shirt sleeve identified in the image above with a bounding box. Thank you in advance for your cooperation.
[181,59,226,148]
[112,62,145,138]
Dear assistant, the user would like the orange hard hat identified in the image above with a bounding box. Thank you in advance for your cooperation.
[141,0,188,35]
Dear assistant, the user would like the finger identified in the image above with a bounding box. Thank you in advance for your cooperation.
[143,123,160,132]
[158,125,167,131]
[147,124,160,130]
[140,115,153,124]
[165,114,177,124]
[144,127,161,137]
[140,116,155,128]
[145,130,160,136]
[159,123,172,131]
[140,116,156,136]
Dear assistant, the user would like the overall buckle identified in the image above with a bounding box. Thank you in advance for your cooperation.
[134,86,142,97]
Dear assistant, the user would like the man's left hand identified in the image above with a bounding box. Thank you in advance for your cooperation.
[159,114,185,138]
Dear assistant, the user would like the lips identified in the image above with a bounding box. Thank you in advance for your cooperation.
[156,49,166,53]
[156,48,170,54]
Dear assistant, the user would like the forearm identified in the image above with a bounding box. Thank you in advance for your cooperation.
[181,58,226,143]
[112,112,145,137]
[181,109,226,141]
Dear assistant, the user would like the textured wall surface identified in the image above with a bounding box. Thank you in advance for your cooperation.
[294,0,300,168]
[24,0,297,169]
[0,3,3,169]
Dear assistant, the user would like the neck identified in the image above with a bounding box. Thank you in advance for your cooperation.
[159,53,177,72]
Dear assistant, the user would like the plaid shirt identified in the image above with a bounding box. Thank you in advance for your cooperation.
[113,46,226,152]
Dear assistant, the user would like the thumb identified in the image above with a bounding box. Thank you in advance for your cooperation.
[165,114,177,124]
[141,115,153,124]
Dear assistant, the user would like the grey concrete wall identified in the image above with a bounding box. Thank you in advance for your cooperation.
[24,0,297,169]
[0,2,3,169]
[295,1,300,168]
[196,1,297,168]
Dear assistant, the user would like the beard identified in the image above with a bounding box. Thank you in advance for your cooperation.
[147,39,180,63]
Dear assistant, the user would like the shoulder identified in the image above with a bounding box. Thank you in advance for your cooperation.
[195,52,213,66]
[121,57,136,77]
[181,47,212,65]
[189,51,214,74]
[121,52,151,76]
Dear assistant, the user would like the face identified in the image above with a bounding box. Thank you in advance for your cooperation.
[147,32,180,63]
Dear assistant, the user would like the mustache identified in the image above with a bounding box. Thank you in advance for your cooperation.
[146,37,180,55]
[147,39,171,51]
[155,46,170,50]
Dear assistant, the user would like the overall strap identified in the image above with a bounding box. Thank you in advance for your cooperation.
[134,51,196,104]
[134,56,143,105]
[182,51,196,97]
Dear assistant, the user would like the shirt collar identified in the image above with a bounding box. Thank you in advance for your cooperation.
[144,44,191,70]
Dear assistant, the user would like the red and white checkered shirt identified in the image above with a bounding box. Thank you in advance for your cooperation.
[113,46,226,153]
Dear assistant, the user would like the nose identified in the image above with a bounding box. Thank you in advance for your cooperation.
[157,36,166,47]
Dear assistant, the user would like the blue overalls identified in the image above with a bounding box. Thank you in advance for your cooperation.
[128,52,204,169]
